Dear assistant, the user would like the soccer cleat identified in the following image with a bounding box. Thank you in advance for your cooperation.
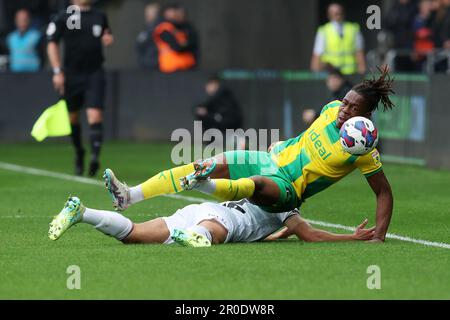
[180,158,216,190]
[48,197,85,241]
[190,158,217,179]
[180,176,207,191]
[171,229,212,248]
[103,168,130,211]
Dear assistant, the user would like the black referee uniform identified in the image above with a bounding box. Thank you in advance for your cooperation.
[47,7,111,176]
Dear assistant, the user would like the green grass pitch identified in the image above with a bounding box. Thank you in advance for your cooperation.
[1,142,449,299]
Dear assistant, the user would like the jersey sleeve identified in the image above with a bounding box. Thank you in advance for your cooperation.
[354,148,383,177]
[277,209,300,224]
[320,100,342,115]
[46,13,66,43]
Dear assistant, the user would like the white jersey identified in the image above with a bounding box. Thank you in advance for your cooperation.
[162,199,299,244]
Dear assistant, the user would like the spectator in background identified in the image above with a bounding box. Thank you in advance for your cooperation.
[429,0,450,71]
[6,9,42,72]
[194,75,242,134]
[302,66,352,127]
[178,5,200,66]
[326,66,353,101]
[441,0,450,49]
[153,3,197,73]
[385,0,418,72]
[412,0,435,71]
[311,3,366,75]
[136,2,160,70]
[429,0,448,47]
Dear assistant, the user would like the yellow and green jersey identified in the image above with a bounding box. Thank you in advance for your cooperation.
[270,100,382,200]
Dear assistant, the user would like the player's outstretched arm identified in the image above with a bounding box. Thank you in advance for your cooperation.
[284,215,375,242]
[366,170,394,242]
[264,227,292,241]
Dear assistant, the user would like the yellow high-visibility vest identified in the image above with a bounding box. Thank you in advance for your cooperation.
[319,22,359,75]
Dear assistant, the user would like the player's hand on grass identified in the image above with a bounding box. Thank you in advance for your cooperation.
[352,218,376,241]
[53,73,65,95]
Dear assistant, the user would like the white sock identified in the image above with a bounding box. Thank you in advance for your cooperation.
[82,208,133,240]
[193,179,216,195]
[187,224,212,242]
[129,185,144,204]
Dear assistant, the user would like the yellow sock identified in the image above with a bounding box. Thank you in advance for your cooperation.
[140,163,195,199]
[211,178,255,202]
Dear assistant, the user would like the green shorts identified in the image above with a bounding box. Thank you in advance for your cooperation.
[224,150,300,213]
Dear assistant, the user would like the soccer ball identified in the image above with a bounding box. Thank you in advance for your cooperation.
[339,116,378,155]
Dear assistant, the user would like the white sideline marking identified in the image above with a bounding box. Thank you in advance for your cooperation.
[306,219,450,250]
[0,161,207,204]
[1,161,449,250]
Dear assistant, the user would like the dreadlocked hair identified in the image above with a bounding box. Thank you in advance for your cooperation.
[352,65,395,112]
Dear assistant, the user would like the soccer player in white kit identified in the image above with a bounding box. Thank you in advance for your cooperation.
[48,197,375,246]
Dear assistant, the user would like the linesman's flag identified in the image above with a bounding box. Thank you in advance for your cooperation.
[31,100,71,142]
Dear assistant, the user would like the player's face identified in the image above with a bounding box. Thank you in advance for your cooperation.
[336,90,371,128]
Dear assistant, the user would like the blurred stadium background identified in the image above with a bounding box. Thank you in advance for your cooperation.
[0,0,449,170]
[1,0,450,300]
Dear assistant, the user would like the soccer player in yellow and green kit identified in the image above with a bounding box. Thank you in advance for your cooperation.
[104,66,394,243]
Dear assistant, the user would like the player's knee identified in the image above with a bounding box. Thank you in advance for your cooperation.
[121,233,137,244]
[120,224,141,244]
[250,177,279,205]
[251,176,266,192]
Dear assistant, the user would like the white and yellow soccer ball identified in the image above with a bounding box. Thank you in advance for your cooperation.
[339,116,379,155]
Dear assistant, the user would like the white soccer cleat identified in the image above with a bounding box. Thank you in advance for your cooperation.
[103,168,130,211]
[48,197,85,241]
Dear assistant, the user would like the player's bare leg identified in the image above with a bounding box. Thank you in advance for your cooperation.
[197,219,228,244]
[123,218,227,247]
[122,218,170,244]
[126,218,227,247]
[248,176,281,207]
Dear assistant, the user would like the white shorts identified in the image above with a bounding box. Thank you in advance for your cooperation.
[162,203,232,244]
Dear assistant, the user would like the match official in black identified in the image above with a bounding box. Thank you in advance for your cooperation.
[46,0,114,176]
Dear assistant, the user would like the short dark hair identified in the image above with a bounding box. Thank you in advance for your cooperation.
[352,65,395,113]
[325,64,345,79]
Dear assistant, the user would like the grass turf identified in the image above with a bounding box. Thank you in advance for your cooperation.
[1,142,449,299]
